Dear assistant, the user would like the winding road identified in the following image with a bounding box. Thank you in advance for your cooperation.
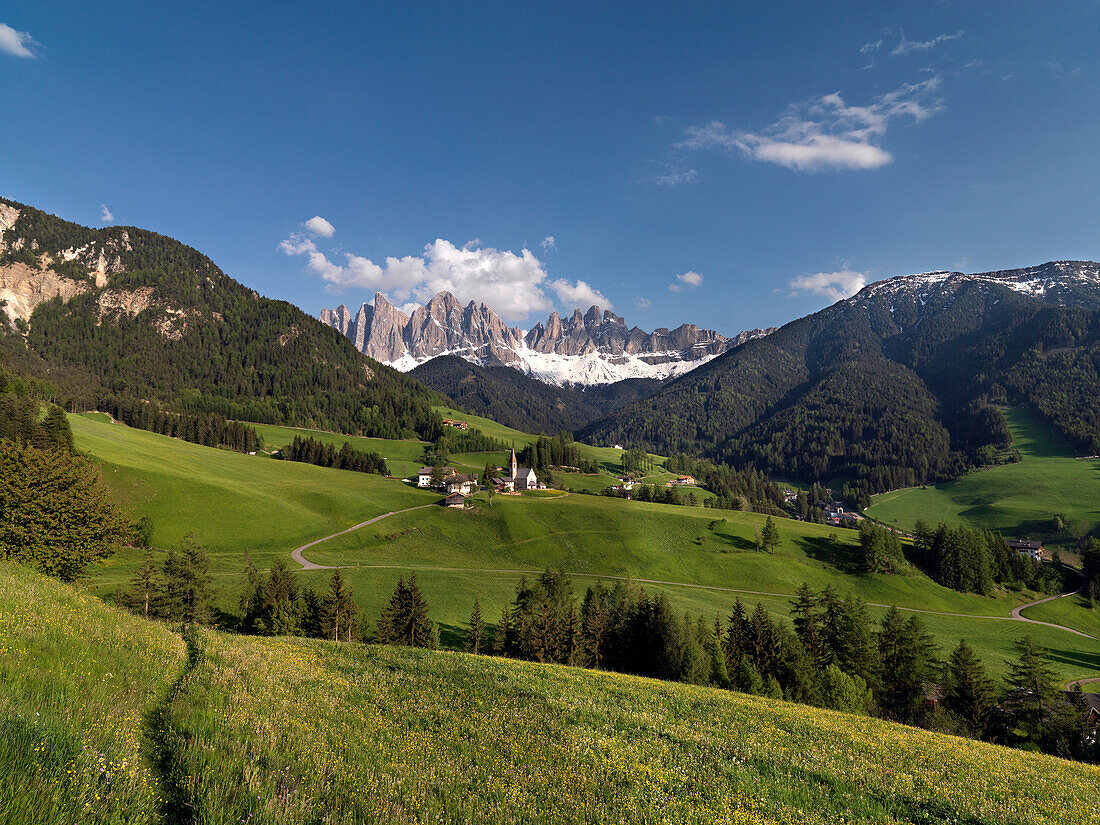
[289,505,1097,642]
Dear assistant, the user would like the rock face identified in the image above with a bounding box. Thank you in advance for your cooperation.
[320,290,775,385]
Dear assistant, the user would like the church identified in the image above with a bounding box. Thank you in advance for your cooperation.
[498,448,538,492]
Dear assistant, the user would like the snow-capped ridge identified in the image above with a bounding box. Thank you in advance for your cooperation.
[321,289,775,385]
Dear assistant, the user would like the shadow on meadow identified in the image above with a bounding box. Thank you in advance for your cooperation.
[799,535,862,575]
[1045,646,1100,676]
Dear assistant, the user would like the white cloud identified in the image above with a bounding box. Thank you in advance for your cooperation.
[860,39,883,55]
[279,234,609,321]
[669,270,703,292]
[788,270,866,302]
[891,30,963,57]
[550,278,612,310]
[99,204,114,223]
[541,235,556,251]
[0,23,37,58]
[635,296,652,310]
[302,215,335,237]
[678,77,942,172]
[640,165,698,186]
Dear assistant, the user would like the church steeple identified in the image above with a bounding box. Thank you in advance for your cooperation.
[510,447,518,479]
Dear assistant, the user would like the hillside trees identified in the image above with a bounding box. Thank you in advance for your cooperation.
[0,440,129,581]
[279,434,388,475]
[2,197,444,441]
[377,575,434,648]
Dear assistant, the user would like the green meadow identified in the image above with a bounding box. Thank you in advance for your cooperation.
[247,420,431,479]
[70,412,1099,685]
[3,562,1099,825]
[867,408,1100,546]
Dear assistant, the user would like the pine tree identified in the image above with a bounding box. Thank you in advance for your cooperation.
[377,576,432,647]
[942,638,994,736]
[760,516,780,553]
[1004,635,1057,748]
[789,584,822,664]
[0,441,129,581]
[161,534,214,624]
[877,608,935,723]
[466,598,485,654]
[131,548,157,618]
[709,613,730,688]
[323,570,356,642]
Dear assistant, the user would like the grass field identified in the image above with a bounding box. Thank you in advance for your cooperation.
[0,562,185,824]
[69,414,438,571]
[247,421,431,479]
[4,562,1099,825]
[73,412,1100,685]
[867,408,1100,546]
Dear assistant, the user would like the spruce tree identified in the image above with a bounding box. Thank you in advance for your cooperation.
[761,516,780,552]
[377,576,432,647]
[131,547,157,618]
[1004,636,1057,748]
[942,638,994,736]
[466,598,485,654]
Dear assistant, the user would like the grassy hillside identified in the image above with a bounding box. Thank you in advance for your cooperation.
[69,414,437,569]
[73,412,1100,684]
[248,421,431,479]
[0,562,185,824]
[3,562,1099,824]
[867,408,1100,546]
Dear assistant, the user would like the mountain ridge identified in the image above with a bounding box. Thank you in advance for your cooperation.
[580,260,1100,499]
[0,197,444,440]
[321,290,775,385]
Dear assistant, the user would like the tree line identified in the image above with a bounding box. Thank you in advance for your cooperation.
[519,433,598,475]
[373,573,1096,764]
[278,434,389,475]
[95,396,263,453]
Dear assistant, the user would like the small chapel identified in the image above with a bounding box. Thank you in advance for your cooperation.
[499,448,538,492]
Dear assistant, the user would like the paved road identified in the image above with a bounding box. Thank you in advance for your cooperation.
[290,504,439,570]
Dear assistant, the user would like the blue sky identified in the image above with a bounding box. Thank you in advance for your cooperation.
[3,1,1099,334]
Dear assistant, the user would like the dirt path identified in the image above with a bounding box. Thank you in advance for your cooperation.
[1066,676,1100,690]
[290,504,439,570]
[290,510,1095,641]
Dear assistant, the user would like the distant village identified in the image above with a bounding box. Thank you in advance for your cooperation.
[415,448,545,508]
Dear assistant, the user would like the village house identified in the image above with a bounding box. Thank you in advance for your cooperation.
[668,475,696,486]
[444,473,478,497]
[1006,539,1045,561]
[497,448,538,491]
[444,492,467,509]
[441,418,468,430]
[417,465,456,488]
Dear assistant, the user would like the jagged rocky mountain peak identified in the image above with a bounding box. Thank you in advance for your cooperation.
[320,288,774,385]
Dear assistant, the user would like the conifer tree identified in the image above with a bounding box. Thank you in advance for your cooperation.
[377,575,432,647]
[709,613,730,688]
[1004,636,1057,748]
[161,534,214,624]
[323,570,357,642]
[466,598,485,654]
[942,638,994,736]
[760,516,780,553]
[131,547,157,618]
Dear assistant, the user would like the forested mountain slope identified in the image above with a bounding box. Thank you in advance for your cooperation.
[410,354,660,433]
[581,262,1100,499]
[0,198,442,439]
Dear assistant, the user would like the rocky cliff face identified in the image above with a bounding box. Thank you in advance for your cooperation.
[321,290,775,385]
